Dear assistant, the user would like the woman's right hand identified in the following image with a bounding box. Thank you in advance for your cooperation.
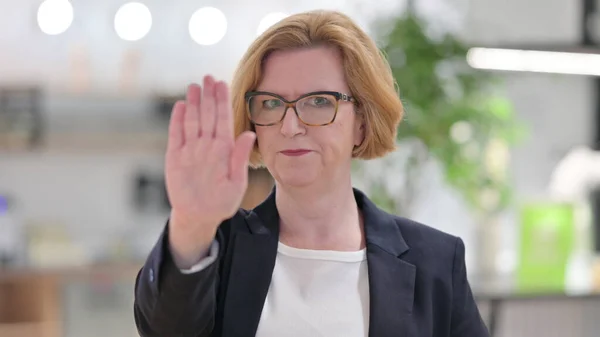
[165,75,256,268]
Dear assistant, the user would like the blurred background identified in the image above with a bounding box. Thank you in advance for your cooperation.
[1,0,599,336]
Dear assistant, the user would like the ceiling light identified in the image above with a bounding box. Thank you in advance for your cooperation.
[37,0,74,35]
[114,2,152,41]
[189,7,227,46]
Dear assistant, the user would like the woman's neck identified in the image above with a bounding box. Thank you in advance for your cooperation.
[274,180,365,251]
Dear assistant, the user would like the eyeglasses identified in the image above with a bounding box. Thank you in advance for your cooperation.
[245,91,355,126]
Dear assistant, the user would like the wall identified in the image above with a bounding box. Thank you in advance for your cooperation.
[0,0,405,96]
[462,0,594,274]
[0,151,167,263]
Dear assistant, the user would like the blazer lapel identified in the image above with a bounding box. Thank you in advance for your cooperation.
[367,246,416,337]
[221,191,280,337]
[355,189,416,337]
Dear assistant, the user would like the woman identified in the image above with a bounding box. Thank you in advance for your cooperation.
[134,9,489,337]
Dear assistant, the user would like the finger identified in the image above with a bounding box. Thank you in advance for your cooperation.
[200,75,217,138]
[184,84,202,141]
[215,81,233,141]
[167,101,186,151]
[230,131,256,184]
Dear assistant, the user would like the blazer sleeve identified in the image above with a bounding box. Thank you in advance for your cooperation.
[450,238,490,337]
[133,220,225,337]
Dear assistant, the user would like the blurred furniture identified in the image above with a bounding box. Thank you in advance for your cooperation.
[0,264,139,337]
[0,272,59,337]
[152,94,182,123]
[477,291,600,337]
[0,86,44,150]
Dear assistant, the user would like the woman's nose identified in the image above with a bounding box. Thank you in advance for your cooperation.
[279,108,306,137]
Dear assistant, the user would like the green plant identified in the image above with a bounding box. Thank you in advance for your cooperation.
[356,9,526,217]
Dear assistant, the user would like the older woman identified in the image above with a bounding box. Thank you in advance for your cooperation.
[134,9,489,337]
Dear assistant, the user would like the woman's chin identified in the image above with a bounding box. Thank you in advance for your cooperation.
[272,167,320,188]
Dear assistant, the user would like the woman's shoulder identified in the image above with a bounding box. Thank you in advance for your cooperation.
[393,215,458,245]
[355,187,460,258]
[389,214,461,263]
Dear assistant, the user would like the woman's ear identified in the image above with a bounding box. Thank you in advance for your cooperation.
[353,111,365,147]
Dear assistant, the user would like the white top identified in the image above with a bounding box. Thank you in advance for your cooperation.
[255,242,370,337]
[181,241,370,337]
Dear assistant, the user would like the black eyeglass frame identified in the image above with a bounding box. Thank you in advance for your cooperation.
[244,90,356,126]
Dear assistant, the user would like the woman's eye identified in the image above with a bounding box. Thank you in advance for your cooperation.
[310,96,332,106]
[262,99,282,109]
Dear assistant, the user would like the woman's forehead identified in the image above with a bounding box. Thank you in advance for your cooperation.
[257,47,348,95]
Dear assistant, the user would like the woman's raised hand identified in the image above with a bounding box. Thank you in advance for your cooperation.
[165,76,256,267]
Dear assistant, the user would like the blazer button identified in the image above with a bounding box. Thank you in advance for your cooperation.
[149,268,155,282]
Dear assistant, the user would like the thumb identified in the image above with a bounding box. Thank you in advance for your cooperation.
[230,131,256,184]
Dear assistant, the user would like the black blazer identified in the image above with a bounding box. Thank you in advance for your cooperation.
[134,188,489,337]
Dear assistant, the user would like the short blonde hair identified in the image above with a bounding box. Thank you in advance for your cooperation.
[231,10,403,167]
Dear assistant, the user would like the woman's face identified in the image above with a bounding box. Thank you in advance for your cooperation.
[254,46,364,188]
